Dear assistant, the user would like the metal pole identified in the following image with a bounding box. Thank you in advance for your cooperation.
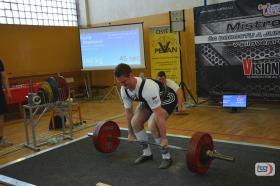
[30,106,37,149]
[23,106,30,146]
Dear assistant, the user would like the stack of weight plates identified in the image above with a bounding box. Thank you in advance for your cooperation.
[38,76,69,104]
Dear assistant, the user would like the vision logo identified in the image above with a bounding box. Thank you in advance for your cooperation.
[258,3,280,17]
[255,162,275,176]
[242,58,280,77]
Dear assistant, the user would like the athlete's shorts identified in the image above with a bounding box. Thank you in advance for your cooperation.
[0,89,7,114]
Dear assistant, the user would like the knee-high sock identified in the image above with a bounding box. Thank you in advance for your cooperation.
[135,130,152,156]
[155,138,171,159]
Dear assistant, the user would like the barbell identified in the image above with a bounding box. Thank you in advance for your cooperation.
[88,120,235,175]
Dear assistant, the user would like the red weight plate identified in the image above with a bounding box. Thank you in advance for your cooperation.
[55,76,69,101]
[92,120,121,153]
[187,132,214,175]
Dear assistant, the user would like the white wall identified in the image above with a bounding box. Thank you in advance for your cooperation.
[77,0,233,26]
[76,0,87,26]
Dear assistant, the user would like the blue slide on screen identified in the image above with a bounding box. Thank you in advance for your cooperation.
[79,23,145,70]
[223,95,247,108]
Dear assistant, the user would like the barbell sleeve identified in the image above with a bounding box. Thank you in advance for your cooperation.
[206,150,235,162]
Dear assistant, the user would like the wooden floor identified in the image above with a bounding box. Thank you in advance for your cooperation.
[1,99,280,166]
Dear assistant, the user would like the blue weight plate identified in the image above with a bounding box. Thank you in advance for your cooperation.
[47,77,59,102]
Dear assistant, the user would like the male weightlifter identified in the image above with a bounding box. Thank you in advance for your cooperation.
[114,63,178,169]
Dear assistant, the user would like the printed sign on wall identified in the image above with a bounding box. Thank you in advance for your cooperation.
[194,0,280,98]
[149,26,181,84]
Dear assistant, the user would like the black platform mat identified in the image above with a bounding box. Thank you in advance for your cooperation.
[0,130,279,186]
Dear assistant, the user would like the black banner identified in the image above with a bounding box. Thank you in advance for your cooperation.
[194,0,280,99]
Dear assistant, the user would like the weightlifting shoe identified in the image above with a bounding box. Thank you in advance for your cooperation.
[134,155,153,164]
[158,158,172,169]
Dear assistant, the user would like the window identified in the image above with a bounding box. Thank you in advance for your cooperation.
[0,0,78,26]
